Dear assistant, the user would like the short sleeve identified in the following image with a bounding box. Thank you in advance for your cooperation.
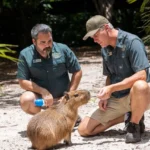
[103,61,111,76]
[129,39,149,72]
[17,52,30,80]
[64,46,81,73]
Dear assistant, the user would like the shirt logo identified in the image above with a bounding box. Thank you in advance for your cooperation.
[107,51,112,56]
[33,59,41,63]
[52,53,62,59]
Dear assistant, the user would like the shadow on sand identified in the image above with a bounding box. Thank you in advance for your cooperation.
[82,129,150,145]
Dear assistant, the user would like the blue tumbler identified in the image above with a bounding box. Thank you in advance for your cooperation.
[34,98,45,107]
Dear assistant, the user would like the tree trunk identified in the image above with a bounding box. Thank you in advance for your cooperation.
[92,0,115,21]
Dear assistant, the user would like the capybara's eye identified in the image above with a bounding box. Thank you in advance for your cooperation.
[74,94,79,97]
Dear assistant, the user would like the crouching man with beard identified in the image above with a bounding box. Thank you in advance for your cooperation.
[17,24,82,126]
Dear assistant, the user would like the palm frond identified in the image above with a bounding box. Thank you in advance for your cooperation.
[0,44,18,62]
[139,0,150,44]
[0,44,18,47]
[127,0,137,4]
[140,0,150,12]
[142,35,150,44]
[127,0,150,44]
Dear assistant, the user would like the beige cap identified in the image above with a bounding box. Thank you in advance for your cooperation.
[83,15,109,40]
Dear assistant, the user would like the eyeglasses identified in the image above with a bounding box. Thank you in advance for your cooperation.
[92,27,104,38]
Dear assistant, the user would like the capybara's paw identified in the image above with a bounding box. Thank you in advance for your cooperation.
[28,145,36,149]
[64,140,72,146]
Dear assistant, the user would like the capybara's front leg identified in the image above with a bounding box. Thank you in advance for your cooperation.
[64,131,72,145]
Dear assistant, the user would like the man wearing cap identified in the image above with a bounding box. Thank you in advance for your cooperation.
[78,15,150,143]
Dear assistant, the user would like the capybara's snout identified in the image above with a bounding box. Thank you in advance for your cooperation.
[81,90,91,103]
[81,90,90,101]
[65,90,91,104]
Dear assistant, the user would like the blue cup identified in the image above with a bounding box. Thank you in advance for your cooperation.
[34,98,45,107]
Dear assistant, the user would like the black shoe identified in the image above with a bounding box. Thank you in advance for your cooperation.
[124,112,145,134]
[125,122,141,143]
[139,115,145,133]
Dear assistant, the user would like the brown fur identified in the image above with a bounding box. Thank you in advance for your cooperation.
[27,90,90,150]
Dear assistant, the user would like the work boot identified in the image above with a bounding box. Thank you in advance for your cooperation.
[124,112,145,134]
[125,122,141,143]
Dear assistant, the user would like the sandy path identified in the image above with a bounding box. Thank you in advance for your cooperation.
[0,56,150,150]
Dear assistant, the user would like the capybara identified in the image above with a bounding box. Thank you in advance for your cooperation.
[27,90,90,150]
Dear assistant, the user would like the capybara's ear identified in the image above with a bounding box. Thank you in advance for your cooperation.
[64,91,69,100]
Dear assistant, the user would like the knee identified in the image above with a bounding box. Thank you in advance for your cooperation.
[20,92,33,109]
[78,125,87,137]
[132,80,149,94]
[78,122,91,137]
[20,91,41,114]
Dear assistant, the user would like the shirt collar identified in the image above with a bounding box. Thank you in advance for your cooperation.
[116,28,127,49]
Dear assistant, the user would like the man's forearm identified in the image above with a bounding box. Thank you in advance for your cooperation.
[18,79,45,94]
[69,70,82,91]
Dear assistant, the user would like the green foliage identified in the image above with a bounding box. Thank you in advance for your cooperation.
[3,0,67,9]
[141,5,150,44]
[40,12,93,46]
[140,0,149,12]
[140,0,150,45]
[1,0,148,47]
[113,8,141,36]
[127,0,150,45]
[3,0,53,11]
[0,44,18,62]
[127,0,137,4]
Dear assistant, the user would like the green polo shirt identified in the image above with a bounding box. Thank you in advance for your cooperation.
[17,42,81,98]
[101,29,150,98]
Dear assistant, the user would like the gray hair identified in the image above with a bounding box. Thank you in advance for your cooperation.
[108,23,114,29]
[31,24,52,39]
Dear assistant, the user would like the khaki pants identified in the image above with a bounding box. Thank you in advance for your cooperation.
[87,94,150,126]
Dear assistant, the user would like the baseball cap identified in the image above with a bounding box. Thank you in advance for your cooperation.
[83,15,109,40]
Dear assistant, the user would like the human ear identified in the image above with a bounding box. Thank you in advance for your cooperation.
[32,39,36,45]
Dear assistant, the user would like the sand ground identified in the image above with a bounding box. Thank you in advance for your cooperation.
[1,55,150,150]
